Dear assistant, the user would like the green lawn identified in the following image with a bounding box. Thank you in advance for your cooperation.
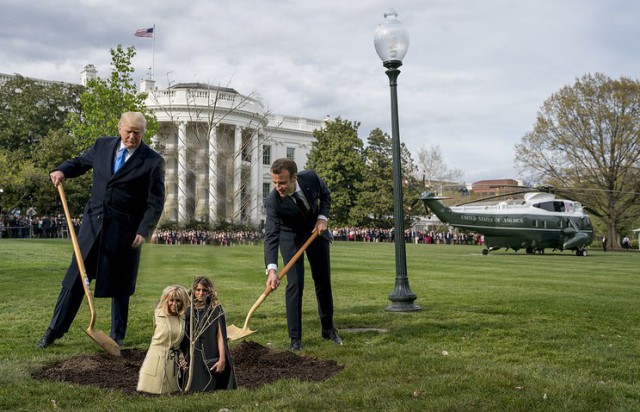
[1,239,639,411]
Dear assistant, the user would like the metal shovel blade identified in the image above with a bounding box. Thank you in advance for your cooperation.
[85,328,121,357]
[226,324,256,341]
[226,291,268,341]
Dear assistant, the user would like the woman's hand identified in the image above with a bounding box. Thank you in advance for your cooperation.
[209,359,226,373]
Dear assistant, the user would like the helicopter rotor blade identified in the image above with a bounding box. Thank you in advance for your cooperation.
[454,190,531,206]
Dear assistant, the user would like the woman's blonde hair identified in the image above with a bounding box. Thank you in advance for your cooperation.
[191,276,219,308]
[157,285,189,315]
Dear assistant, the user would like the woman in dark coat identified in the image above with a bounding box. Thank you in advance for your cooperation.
[181,276,237,392]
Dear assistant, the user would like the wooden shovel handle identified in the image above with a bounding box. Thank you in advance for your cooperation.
[237,230,320,329]
[57,184,97,330]
[265,230,319,297]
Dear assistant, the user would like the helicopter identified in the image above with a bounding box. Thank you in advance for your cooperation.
[419,188,595,256]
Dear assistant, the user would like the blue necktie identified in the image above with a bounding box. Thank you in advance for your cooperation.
[113,147,126,173]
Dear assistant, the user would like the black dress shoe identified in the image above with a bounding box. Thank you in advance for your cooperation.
[37,328,59,349]
[290,338,302,351]
[115,339,124,348]
[322,328,343,345]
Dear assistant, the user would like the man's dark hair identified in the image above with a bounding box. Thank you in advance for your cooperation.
[271,158,298,176]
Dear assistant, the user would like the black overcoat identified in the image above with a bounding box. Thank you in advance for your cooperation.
[57,136,165,298]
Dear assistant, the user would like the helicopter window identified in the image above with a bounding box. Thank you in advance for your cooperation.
[578,216,593,230]
[533,202,554,212]
[533,201,566,212]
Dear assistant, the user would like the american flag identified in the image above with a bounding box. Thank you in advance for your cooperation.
[134,27,154,38]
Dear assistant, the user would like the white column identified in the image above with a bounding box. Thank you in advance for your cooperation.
[163,134,178,223]
[208,126,218,224]
[253,129,263,223]
[177,121,187,224]
[195,140,208,221]
[233,125,242,223]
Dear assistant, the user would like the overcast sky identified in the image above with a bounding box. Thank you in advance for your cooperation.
[2,0,639,183]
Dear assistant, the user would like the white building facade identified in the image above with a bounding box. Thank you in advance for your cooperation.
[139,78,323,228]
[2,68,324,229]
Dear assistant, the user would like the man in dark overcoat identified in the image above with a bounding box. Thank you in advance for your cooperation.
[37,112,165,349]
[264,158,342,351]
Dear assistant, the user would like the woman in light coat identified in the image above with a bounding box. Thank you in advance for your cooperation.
[137,285,189,394]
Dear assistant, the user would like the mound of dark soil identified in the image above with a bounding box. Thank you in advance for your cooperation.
[32,341,344,394]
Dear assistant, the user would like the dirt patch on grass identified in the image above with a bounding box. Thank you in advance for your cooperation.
[32,341,344,394]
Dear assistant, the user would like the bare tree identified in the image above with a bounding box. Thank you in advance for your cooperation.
[416,144,463,194]
[515,73,640,248]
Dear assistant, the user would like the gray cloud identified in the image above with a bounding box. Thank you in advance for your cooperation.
[2,0,639,182]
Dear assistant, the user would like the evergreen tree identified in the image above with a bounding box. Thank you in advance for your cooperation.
[305,118,365,226]
[351,128,419,228]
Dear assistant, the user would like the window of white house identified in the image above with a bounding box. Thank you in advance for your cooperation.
[263,182,271,198]
[263,145,271,165]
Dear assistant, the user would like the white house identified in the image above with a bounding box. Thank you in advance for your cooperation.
[84,67,326,228]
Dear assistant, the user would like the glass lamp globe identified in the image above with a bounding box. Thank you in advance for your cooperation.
[373,9,409,63]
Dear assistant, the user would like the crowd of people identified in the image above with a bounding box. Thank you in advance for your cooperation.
[149,227,484,246]
[0,211,80,239]
[151,229,262,246]
[0,210,262,246]
[331,227,484,245]
[1,207,486,247]
[1,211,488,247]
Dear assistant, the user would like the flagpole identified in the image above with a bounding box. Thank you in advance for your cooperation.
[152,24,156,80]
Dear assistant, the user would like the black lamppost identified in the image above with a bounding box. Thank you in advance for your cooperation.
[374,9,421,312]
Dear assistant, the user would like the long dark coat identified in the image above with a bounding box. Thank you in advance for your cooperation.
[57,136,165,298]
[181,305,237,392]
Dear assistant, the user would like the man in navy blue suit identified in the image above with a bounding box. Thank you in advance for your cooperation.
[38,112,165,349]
[264,158,342,351]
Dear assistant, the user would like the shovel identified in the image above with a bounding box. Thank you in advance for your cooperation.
[57,184,121,356]
[227,230,319,340]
